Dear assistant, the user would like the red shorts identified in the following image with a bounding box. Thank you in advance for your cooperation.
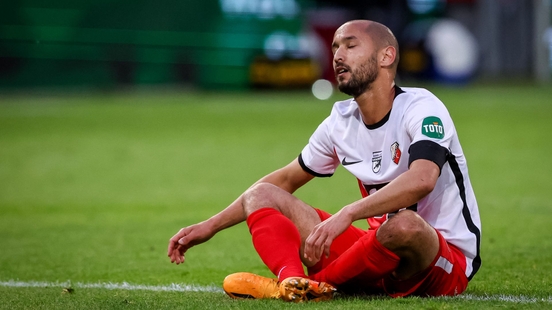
[307,209,468,297]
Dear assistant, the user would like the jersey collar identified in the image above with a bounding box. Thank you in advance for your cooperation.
[364,85,404,130]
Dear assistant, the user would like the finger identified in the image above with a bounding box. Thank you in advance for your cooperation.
[168,240,177,257]
[305,232,323,262]
[169,246,179,263]
[177,249,186,264]
[315,231,332,261]
[178,236,192,254]
[169,240,184,263]
[313,236,324,261]
[168,229,187,256]
[172,252,181,264]
[171,248,184,264]
[304,246,312,261]
[303,234,316,261]
[168,235,178,256]
[307,228,321,260]
[323,238,332,258]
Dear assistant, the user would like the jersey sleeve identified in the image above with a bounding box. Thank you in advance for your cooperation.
[404,91,455,171]
[299,116,339,177]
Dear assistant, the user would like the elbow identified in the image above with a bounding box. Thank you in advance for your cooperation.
[409,159,440,199]
[419,178,436,197]
[416,172,438,199]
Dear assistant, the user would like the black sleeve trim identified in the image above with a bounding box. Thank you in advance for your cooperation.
[408,140,449,173]
[298,154,334,178]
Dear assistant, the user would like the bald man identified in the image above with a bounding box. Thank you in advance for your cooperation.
[168,20,481,302]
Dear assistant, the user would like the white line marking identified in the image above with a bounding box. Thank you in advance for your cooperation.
[454,294,552,303]
[0,280,223,293]
[1,280,551,303]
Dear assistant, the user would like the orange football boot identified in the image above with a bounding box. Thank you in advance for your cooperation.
[279,277,336,302]
[223,272,280,299]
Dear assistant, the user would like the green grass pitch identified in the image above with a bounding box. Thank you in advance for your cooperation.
[0,83,551,309]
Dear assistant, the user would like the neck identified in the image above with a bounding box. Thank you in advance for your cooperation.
[354,78,396,126]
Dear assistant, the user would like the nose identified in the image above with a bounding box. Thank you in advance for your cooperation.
[333,47,344,64]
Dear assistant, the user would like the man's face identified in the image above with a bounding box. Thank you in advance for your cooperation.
[332,23,379,97]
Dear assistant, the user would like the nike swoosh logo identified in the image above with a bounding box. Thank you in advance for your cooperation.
[341,157,363,166]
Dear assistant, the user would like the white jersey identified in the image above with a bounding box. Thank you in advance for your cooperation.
[299,86,481,280]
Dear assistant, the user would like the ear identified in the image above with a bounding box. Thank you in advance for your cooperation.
[380,46,396,67]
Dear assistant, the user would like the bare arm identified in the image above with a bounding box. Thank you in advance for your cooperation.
[206,158,314,232]
[344,159,440,220]
[304,159,440,262]
[168,158,314,264]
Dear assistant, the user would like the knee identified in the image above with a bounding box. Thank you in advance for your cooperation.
[243,182,276,202]
[242,182,280,216]
[376,210,429,250]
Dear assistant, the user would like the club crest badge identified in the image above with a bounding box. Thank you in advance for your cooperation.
[390,142,401,165]
[372,151,382,173]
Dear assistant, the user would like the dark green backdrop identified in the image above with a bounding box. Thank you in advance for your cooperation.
[0,0,311,90]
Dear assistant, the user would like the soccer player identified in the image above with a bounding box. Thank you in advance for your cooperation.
[168,19,481,302]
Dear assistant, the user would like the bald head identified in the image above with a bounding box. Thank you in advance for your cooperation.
[338,20,400,69]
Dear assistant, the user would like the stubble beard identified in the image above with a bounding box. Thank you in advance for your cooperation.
[337,54,379,98]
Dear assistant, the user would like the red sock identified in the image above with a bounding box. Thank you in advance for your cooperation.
[246,208,306,281]
[311,229,399,286]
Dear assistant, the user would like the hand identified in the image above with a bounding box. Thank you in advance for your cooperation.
[303,209,352,263]
[167,222,215,265]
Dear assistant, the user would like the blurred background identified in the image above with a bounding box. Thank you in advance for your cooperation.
[0,0,551,92]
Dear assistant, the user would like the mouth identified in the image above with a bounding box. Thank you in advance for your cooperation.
[335,65,350,79]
